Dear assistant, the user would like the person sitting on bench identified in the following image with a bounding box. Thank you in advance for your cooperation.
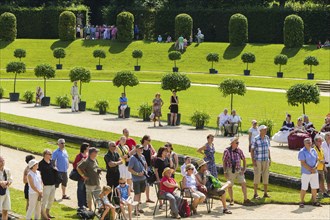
[119,93,128,119]
[225,110,241,136]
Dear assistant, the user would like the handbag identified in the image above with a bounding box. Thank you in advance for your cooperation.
[69,169,80,181]
[0,170,7,196]
[134,154,156,184]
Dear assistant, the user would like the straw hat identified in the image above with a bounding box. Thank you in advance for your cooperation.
[196,160,209,170]
[28,159,38,169]
[162,167,174,177]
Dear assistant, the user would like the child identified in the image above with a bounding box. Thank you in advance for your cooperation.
[99,186,116,220]
[116,178,136,220]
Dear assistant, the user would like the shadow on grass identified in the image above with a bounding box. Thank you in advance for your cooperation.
[109,41,132,54]
[0,40,12,49]
[50,40,74,50]
[168,43,186,54]
[81,39,111,47]
[280,47,301,58]
[223,44,246,60]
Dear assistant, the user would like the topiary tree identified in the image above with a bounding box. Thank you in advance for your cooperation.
[6,61,26,93]
[0,12,17,41]
[34,64,56,97]
[286,84,320,114]
[116,11,134,42]
[132,49,143,66]
[219,79,246,112]
[58,11,76,41]
[304,56,319,73]
[229,13,248,46]
[283,14,304,48]
[69,67,91,96]
[274,54,288,74]
[175,13,193,39]
[168,51,181,71]
[113,71,139,95]
[93,50,106,69]
[53,48,66,67]
[206,53,219,70]
[161,72,191,92]
[241,52,255,75]
[14,49,26,61]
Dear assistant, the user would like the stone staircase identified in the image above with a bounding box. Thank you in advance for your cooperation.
[316,82,330,92]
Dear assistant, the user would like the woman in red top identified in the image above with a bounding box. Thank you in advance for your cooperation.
[160,167,181,219]
[73,143,89,209]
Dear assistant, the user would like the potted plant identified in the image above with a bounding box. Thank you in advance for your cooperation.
[6,61,26,101]
[56,95,70,108]
[241,52,255,76]
[93,49,106,70]
[69,67,91,111]
[132,49,143,71]
[168,51,181,72]
[274,54,288,78]
[259,119,274,137]
[191,110,210,129]
[34,64,56,106]
[14,48,26,61]
[138,103,152,121]
[23,90,34,103]
[304,56,319,80]
[0,87,3,99]
[53,48,66,70]
[95,100,109,115]
[206,53,219,74]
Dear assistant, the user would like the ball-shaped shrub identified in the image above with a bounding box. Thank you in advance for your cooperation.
[168,51,181,67]
[116,12,134,42]
[132,49,143,66]
[229,13,248,46]
[175,13,193,39]
[53,48,66,64]
[241,52,255,70]
[14,49,26,61]
[206,53,219,69]
[304,56,319,73]
[58,11,76,41]
[274,54,288,72]
[283,14,304,48]
[93,50,106,65]
[0,12,17,41]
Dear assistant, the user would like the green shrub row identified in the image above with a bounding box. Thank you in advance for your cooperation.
[103,6,329,43]
[0,6,88,39]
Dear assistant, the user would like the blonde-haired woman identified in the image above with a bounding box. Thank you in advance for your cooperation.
[152,93,164,127]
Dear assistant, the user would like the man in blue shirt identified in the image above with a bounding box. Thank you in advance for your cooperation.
[298,138,321,208]
[52,138,70,200]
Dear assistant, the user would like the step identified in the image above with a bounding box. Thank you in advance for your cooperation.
[316,83,330,92]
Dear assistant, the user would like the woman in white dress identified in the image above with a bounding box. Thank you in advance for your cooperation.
[272,114,295,144]
[248,120,259,152]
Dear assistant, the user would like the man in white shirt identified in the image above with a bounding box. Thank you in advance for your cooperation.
[217,108,230,136]
[180,156,197,176]
[225,109,242,136]
[322,132,330,193]
[71,81,79,112]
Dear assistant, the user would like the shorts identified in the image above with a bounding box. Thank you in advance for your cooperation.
[301,173,319,190]
[326,167,330,184]
[58,172,68,187]
[120,105,128,110]
[253,161,270,185]
[226,168,246,186]
[188,190,205,200]
[24,183,29,200]
[86,185,101,204]
[133,180,146,195]
[318,170,325,182]
[119,164,132,179]
[0,190,11,211]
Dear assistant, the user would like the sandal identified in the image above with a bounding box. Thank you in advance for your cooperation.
[313,202,322,207]
[253,194,260,200]
[263,193,271,198]
[229,200,234,206]
[146,199,155,203]
[299,203,304,208]
[223,209,232,214]
[62,195,70,200]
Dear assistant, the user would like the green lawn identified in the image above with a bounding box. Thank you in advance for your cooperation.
[0,114,301,178]
[0,39,329,80]
[10,188,78,219]
[0,80,328,132]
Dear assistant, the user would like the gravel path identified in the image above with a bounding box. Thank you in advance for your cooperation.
[1,146,329,220]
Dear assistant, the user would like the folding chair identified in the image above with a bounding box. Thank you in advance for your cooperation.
[111,188,125,220]
[153,182,169,217]
[179,181,193,215]
[92,189,105,220]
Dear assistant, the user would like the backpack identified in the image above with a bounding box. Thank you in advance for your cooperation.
[208,175,222,189]
[179,199,191,218]
[77,208,95,220]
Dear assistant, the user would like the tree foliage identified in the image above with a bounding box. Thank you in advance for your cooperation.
[117,11,134,42]
[53,48,66,64]
[93,49,106,65]
[206,53,219,69]
[175,13,193,39]
[132,49,143,66]
[0,12,17,41]
[6,61,26,93]
[304,56,319,73]
[34,64,56,96]
[168,51,181,67]
[274,54,288,72]
[283,14,304,48]
[14,49,26,61]
[229,13,248,46]
[58,11,76,41]
[113,70,139,94]
[241,52,256,70]
[161,72,191,92]
[286,83,320,114]
[219,78,246,111]
[69,66,91,95]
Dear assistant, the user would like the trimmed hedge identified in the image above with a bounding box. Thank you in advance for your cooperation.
[0,12,17,41]
[58,11,76,41]
[103,6,329,44]
[175,13,193,39]
[283,14,304,48]
[0,6,87,39]
[229,13,248,46]
[116,11,134,42]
